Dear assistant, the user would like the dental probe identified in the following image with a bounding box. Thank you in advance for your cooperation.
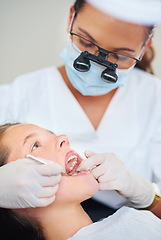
[26,154,47,165]
[26,154,76,176]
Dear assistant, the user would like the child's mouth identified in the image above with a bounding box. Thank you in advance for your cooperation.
[65,151,83,176]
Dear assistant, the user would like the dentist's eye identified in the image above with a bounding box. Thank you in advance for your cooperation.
[32,142,40,151]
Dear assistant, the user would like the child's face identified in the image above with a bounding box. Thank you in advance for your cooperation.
[2,124,99,204]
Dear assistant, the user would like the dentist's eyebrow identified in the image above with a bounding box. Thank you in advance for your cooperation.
[114,47,136,53]
[23,133,36,145]
[78,27,98,44]
[78,27,135,53]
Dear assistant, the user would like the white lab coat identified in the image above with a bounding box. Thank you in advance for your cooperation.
[67,207,161,240]
[1,66,161,209]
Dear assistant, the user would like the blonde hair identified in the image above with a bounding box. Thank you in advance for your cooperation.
[0,123,20,167]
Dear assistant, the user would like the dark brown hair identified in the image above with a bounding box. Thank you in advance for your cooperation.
[74,0,155,74]
[0,123,45,240]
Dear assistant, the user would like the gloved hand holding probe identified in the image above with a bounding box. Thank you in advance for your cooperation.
[0,158,62,209]
[77,150,157,208]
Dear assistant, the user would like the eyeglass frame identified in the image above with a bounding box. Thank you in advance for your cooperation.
[70,31,141,64]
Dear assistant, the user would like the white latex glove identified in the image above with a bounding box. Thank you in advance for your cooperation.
[0,158,63,209]
[77,150,155,208]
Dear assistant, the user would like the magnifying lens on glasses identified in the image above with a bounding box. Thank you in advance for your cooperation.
[73,49,118,84]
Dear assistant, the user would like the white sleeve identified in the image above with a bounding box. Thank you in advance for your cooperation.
[0,77,26,124]
[0,67,52,125]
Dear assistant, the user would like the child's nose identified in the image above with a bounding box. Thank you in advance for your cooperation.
[56,135,70,150]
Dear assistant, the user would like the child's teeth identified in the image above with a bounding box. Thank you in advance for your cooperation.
[67,155,77,163]
[67,156,78,172]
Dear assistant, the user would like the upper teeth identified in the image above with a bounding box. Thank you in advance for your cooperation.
[67,155,78,172]
[67,155,77,163]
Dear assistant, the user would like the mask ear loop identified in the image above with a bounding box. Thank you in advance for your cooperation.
[69,12,76,36]
[137,26,155,61]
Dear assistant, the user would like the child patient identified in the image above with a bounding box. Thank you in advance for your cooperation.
[0,123,161,240]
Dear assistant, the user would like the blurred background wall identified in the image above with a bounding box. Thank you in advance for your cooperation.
[0,0,161,84]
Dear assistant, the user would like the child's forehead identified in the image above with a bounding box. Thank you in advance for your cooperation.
[5,123,38,133]
[2,124,43,141]
[2,125,56,149]
[4,124,54,140]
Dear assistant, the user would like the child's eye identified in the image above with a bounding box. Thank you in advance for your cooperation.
[32,142,40,151]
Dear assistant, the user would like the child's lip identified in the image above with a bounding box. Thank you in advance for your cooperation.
[65,150,83,175]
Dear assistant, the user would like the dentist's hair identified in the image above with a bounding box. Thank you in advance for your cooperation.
[0,123,45,240]
[73,0,155,74]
